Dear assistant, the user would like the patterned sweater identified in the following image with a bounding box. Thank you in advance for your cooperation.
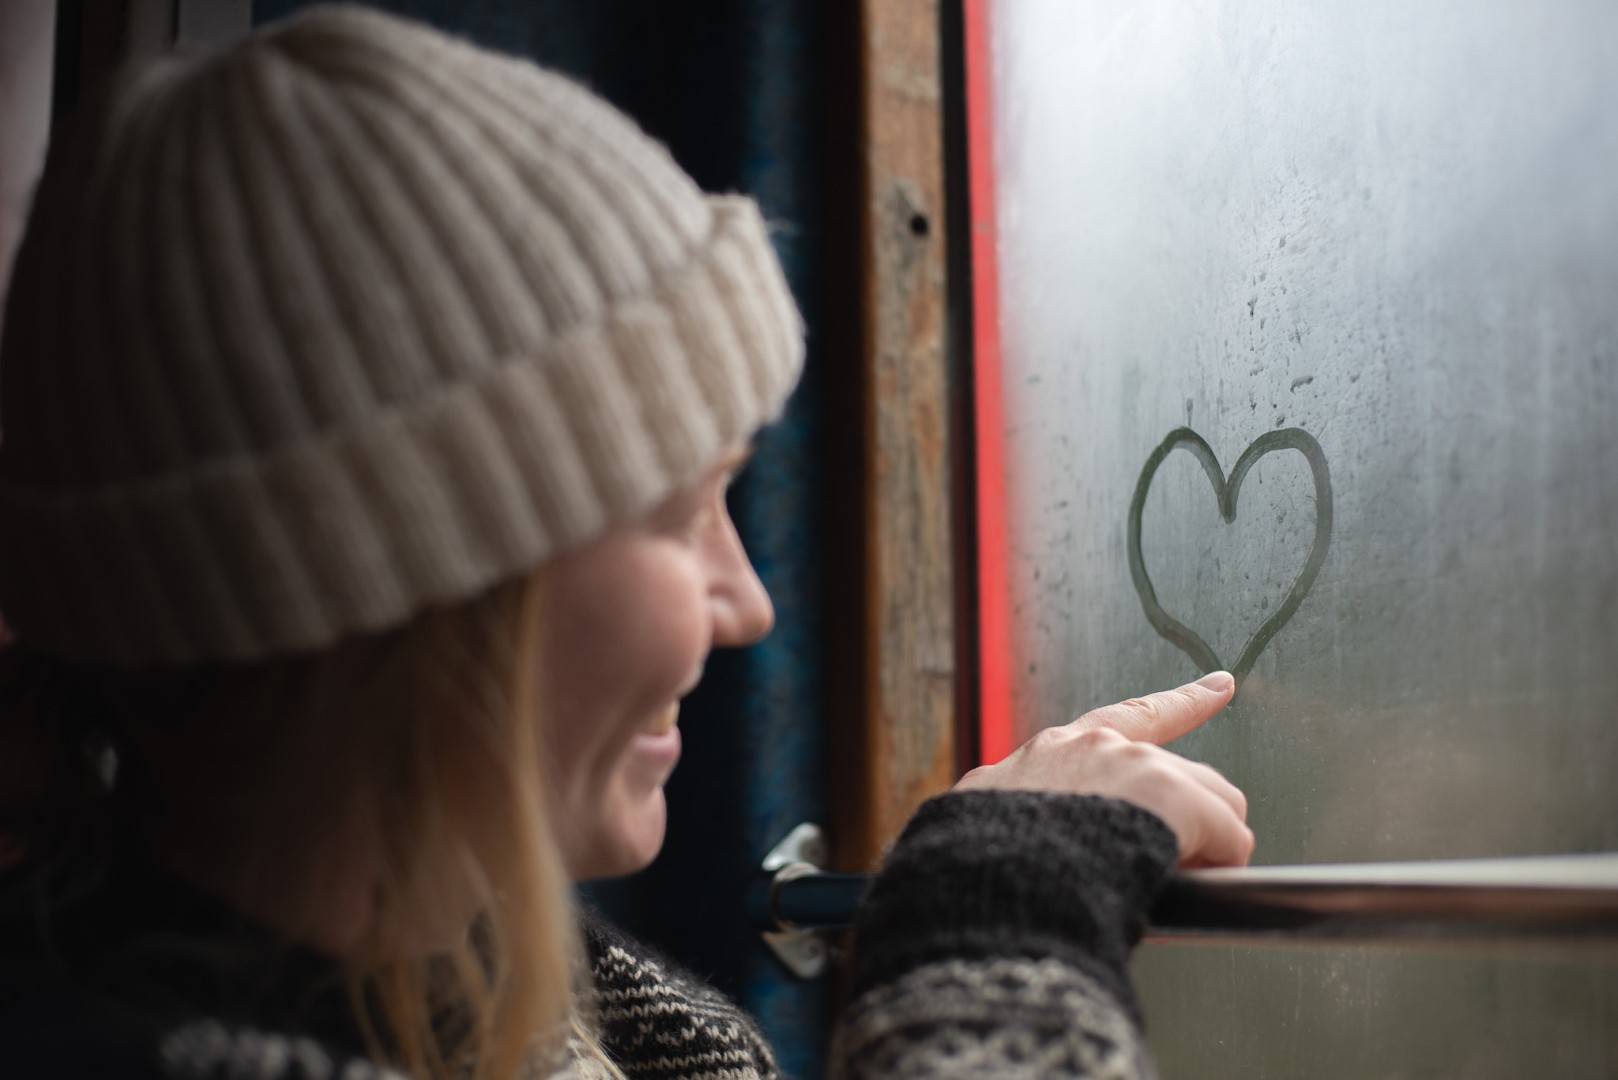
[2,791,1177,1078]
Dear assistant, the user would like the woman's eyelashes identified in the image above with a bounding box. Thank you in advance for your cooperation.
[680,475,738,539]
[658,490,716,542]
[654,461,745,543]
[677,502,715,541]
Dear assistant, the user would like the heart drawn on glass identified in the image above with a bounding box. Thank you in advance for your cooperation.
[1127,427,1333,683]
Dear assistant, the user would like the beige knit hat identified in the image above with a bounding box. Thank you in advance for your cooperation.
[0,5,804,665]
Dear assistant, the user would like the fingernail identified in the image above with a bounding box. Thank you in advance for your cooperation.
[1196,671,1234,692]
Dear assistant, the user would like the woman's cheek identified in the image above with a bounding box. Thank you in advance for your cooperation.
[618,553,712,706]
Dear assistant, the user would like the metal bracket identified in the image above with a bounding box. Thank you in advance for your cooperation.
[753,823,831,980]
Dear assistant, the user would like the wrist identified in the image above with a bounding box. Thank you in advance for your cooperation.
[851,789,1178,1020]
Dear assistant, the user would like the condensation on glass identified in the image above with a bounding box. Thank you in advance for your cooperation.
[987,2,1618,1076]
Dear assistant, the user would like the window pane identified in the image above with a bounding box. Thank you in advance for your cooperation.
[989,1,1618,1075]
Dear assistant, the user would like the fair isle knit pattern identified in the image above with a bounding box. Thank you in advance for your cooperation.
[7,792,1178,1077]
[149,917,779,1080]
[161,1020,408,1080]
[6,790,1184,1075]
[833,791,1181,1079]
[153,948,1151,1080]
[147,793,1178,1080]
[583,917,779,1080]
[0,5,803,665]
[830,957,1153,1080]
[160,1019,596,1079]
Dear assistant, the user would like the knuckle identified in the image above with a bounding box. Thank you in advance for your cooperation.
[1120,696,1160,720]
[1140,760,1183,790]
[1173,807,1205,856]
[1120,740,1155,761]
[1066,714,1103,736]
[1202,763,1249,817]
[1029,726,1069,752]
[1075,727,1125,750]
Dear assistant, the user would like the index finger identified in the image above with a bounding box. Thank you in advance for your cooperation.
[1068,671,1236,745]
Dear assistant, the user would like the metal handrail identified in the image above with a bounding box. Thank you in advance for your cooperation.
[750,853,1618,944]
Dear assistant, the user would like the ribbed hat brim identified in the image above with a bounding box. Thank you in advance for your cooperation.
[0,197,803,664]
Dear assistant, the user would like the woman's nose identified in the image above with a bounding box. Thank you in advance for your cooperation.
[710,512,774,647]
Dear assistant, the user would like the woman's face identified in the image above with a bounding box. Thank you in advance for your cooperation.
[535,448,773,880]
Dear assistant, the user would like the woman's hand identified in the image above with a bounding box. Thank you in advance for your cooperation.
[954,672,1253,868]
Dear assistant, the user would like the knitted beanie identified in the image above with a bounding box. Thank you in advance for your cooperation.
[0,6,804,666]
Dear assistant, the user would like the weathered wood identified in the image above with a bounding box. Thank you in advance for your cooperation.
[832,0,957,873]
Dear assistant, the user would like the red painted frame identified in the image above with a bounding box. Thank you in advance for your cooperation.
[963,0,1014,766]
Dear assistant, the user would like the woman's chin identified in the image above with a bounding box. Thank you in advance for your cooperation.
[568,791,668,881]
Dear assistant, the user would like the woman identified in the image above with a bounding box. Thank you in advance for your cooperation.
[0,7,1252,1077]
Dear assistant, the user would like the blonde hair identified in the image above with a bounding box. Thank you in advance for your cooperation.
[337,572,576,1077]
[11,570,603,1078]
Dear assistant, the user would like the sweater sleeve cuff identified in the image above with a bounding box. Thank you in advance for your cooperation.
[849,790,1179,1023]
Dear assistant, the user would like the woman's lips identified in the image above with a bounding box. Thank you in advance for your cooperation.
[629,725,682,778]
[624,704,682,785]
